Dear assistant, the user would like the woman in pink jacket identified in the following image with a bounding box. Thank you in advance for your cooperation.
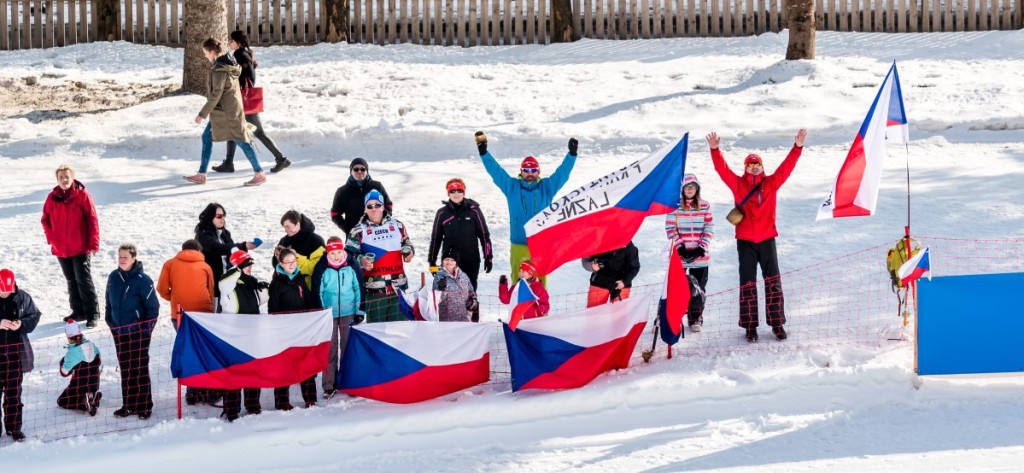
[665,173,714,332]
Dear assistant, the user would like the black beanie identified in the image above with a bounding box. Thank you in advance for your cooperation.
[350,158,369,171]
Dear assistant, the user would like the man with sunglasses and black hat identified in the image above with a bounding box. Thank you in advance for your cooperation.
[474,131,579,285]
[330,158,393,235]
[708,129,807,343]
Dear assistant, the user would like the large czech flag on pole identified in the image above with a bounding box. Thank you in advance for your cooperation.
[525,134,687,275]
[502,295,650,392]
[817,62,909,220]
[171,309,332,389]
[338,321,491,403]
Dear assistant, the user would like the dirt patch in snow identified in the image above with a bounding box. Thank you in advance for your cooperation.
[0,75,180,122]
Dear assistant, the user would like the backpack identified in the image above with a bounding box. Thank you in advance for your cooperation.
[886,237,921,290]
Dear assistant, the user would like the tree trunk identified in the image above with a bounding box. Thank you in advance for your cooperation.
[550,0,578,42]
[324,0,350,42]
[95,0,121,41]
[785,0,815,59]
[182,0,229,95]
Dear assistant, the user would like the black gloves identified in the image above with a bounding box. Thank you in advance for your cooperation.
[465,297,479,312]
[351,314,364,326]
[568,137,578,157]
[499,274,508,286]
[475,131,488,156]
[436,278,448,291]
[256,281,271,290]
[676,246,706,261]
[484,258,493,274]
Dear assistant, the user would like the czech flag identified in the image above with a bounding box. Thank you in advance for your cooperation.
[508,278,539,331]
[897,246,931,286]
[502,295,650,392]
[525,134,687,275]
[338,321,491,403]
[171,309,332,389]
[817,62,909,220]
[658,247,690,345]
[399,284,440,321]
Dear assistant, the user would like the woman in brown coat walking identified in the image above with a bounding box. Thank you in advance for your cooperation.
[185,37,267,187]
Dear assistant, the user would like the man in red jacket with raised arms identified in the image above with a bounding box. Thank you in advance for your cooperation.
[708,129,807,343]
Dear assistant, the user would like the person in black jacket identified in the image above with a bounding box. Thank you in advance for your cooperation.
[194,203,257,300]
[0,268,41,442]
[268,249,318,410]
[427,178,493,291]
[213,30,291,175]
[105,243,161,420]
[581,241,641,308]
[330,158,393,234]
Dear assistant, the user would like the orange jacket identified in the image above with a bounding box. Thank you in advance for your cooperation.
[157,249,215,318]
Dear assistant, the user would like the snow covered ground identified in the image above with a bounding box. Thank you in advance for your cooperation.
[1,30,1024,470]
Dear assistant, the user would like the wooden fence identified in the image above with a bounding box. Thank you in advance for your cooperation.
[2,0,1022,49]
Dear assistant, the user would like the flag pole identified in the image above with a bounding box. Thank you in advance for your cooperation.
[902,142,920,375]
[176,304,183,420]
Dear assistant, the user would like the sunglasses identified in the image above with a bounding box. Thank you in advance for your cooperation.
[366,203,384,209]
[745,162,762,168]
[448,189,465,194]
[521,168,539,173]
[280,259,298,265]
[352,167,367,172]
[214,214,225,219]
[683,184,697,190]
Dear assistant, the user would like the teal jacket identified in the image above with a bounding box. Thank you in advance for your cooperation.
[479,151,577,245]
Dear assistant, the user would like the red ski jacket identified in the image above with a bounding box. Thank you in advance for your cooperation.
[41,180,100,258]
[711,146,802,244]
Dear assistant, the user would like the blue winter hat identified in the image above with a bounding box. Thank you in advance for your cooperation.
[364,190,384,206]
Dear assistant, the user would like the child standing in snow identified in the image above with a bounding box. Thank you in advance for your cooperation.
[433,249,478,322]
[498,260,550,320]
[57,317,102,416]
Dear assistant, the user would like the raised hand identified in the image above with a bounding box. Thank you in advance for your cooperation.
[568,138,579,157]
[794,128,808,147]
[706,132,721,150]
[475,131,488,156]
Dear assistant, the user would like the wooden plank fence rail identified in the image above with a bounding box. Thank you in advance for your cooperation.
[1,0,1022,49]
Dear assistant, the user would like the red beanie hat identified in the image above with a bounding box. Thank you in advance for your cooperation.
[446,178,466,193]
[326,240,346,253]
[519,260,538,278]
[0,269,15,293]
[744,154,763,166]
[520,156,540,171]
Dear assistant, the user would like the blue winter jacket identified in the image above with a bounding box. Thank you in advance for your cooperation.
[104,261,160,334]
[311,255,364,317]
[479,151,577,245]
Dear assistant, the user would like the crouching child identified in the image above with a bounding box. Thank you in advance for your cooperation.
[57,317,102,416]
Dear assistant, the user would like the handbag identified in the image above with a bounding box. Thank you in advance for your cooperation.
[240,79,264,115]
[726,180,763,226]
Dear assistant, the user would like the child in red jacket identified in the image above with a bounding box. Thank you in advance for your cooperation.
[498,260,550,320]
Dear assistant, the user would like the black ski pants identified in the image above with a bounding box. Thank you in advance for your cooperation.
[57,254,99,323]
[114,330,154,414]
[737,238,786,329]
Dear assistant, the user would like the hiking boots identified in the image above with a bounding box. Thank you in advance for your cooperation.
[113,406,135,417]
[269,157,291,173]
[221,411,239,422]
[690,324,702,333]
[87,392,102,416]
[745,327,759,343]
[773,326,788,341]
[212,161,235,173]
[137,410,152,420]
[322,389,337,400]
[275,402,294,411]
[184,173,207,184]
[9,431,25,442]
[86,319,97,329]
[243,172,267,187]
